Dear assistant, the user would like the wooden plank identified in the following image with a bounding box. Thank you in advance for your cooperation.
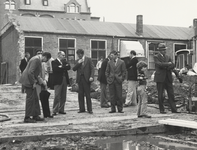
[158,119,197,129]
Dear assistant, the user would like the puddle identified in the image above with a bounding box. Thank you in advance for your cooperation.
[95,135,197,150]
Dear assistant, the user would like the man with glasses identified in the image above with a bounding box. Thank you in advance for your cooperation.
[52,51,71,116]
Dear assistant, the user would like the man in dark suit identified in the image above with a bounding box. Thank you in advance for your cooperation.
[19,52,30,93]
[73,49,95,114]
[19,52,51,123]
[105,51,126,113]
[124,50,138,107]
[154,43,179,114]
[52,51,70,115]
[97,55,111,108]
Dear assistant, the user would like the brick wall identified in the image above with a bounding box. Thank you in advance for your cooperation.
[24,33,116,80]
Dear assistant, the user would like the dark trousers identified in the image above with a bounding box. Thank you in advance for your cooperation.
[47,73,54,89]
[21,85,25,93]
[156,77,177,112]
[53,77,67,113]
[25,87,41,117]
[100,83,109,107]
[109,80,123,112]
[78,75,92,112]
[40,90,51,117]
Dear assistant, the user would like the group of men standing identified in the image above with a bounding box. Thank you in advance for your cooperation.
[98,43,180,115]
[19,49,95,123]
[19,43,180,123]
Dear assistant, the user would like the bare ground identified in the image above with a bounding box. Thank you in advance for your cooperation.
[0,81,197,149]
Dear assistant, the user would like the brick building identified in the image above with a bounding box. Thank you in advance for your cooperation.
[0,14,195,84]
[0,0,196,84]
[0,0,99,29]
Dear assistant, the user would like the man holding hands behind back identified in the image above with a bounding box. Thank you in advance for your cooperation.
[73,49,95,114]
[52,51,70,115]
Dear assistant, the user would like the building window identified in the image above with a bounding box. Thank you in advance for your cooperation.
[174,44,188,69]
[67,3,79,13]
[91,40,106,66]
[25,0,31,5]
[5,0,16,10]
[59,39,75,64]
[25,37,42,57]
[43,0,48,6]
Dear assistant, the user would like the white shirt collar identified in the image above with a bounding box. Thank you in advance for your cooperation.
[57,58,62,64]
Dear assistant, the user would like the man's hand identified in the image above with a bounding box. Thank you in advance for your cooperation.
[33,82,37,89]
[89,77,93,82]
[78,59,84,64]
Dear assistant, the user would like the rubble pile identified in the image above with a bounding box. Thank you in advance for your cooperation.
[70,77,191,111]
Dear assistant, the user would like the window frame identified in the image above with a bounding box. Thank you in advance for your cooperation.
[173,43,188,69]
[4,0,16,10]
[24,36,43,57]
[66,3,80,13]
[147,41,164,69]
[24,0,31,5]
[90,39,107,67]
[42,0,48,6]
[58,38,76,64]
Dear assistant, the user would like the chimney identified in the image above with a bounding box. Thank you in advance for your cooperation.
[136,15,143,36]
[193,19,197,36]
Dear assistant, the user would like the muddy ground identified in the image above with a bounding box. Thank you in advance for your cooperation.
[0,78,197,149]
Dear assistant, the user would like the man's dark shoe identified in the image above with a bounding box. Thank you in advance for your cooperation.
[172,111,181,113]
[118,111,124,113]
[78,111,86,113]
[160,111,166,114]
[88,111,93,114]
[101,105,110,108]
[24,118,36,123]
[45,115,54,118]
[123,104,129,107]
[109,111,116,113]
[53,113,57,116]
[142,114,151,118]
[59,112,66,114]
[33,116,45,121]
[138,115,143,118]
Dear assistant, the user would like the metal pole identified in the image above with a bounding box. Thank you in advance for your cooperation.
[9,0,11,12]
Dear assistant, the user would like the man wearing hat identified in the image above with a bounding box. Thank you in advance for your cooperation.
[154,43,179,114]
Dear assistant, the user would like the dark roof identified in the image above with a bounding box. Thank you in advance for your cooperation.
[15,16,193,40]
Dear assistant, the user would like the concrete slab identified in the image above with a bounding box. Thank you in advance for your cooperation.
[158,119,197,129]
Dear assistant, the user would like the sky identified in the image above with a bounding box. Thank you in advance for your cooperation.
[88,0,197,27]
